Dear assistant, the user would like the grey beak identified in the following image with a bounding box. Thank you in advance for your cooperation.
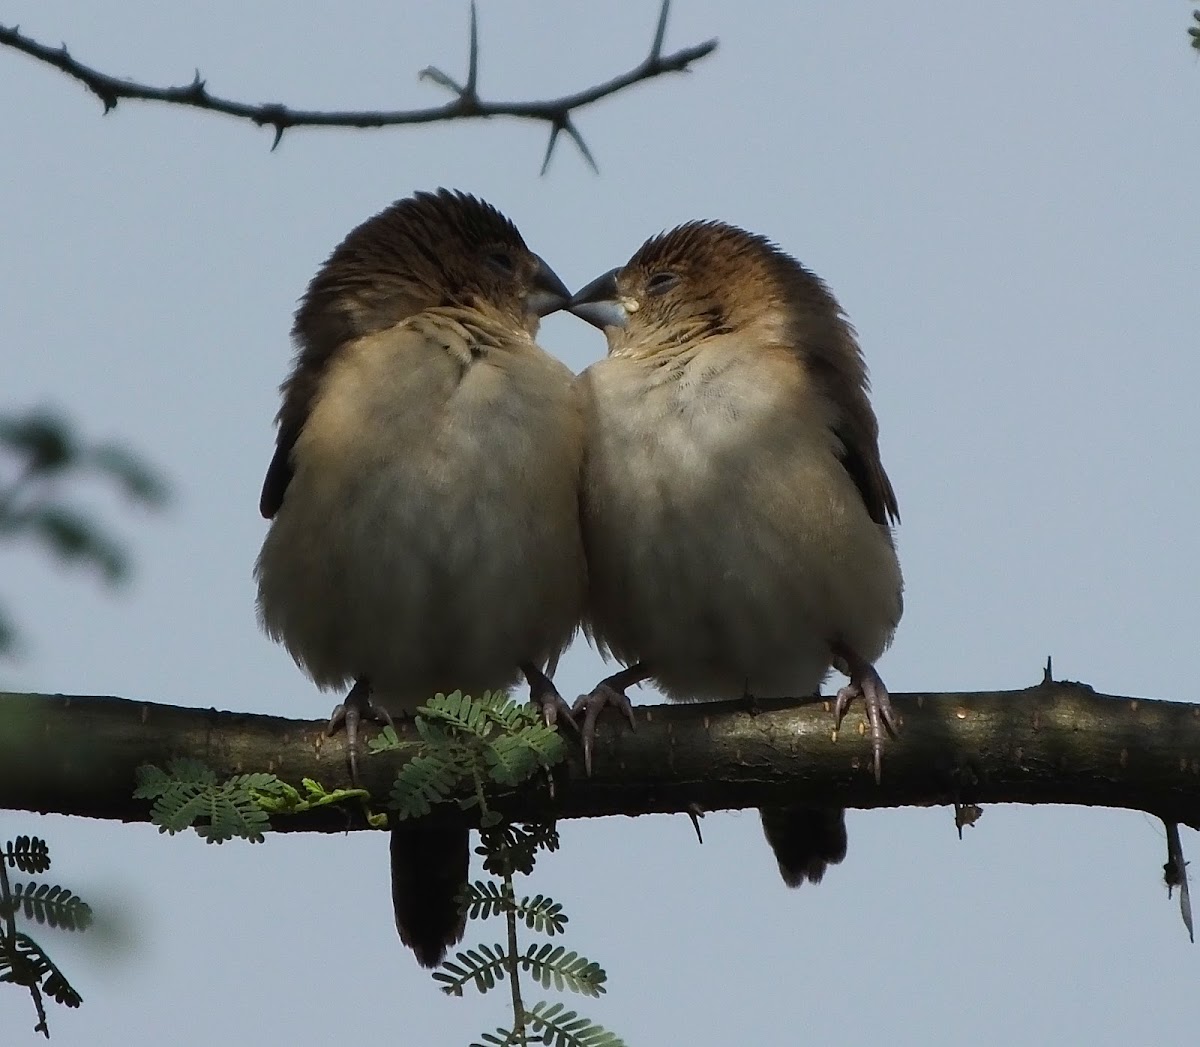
[528,254,572,317]
[568,268,628,330]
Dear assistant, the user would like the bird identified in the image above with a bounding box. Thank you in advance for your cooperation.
[254,189,585,966]
[568,219,903,887]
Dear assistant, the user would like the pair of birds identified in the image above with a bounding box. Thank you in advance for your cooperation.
[254,188,903,968]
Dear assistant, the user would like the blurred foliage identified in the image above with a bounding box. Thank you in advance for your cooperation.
[0,407,168,659]
[1191,11,1200,51]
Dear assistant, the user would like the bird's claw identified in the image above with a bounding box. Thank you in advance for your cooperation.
[327,679,394,783]
[522,663,580,737]
[536,689,581,736]
[832,657,898,785]
[571,682,637,776]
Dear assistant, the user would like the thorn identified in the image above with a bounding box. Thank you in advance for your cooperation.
[1042,655,1054,684]
[419,65,465,96]
[270,123,285,151]
[685,802,705,845]
[954,801,983,839]
[1164,820,1194,943]
[649,0,670,63]
[186,71,207,104]
[419,5,478,110]
[741,684,761,717]
[563,116,599,173]
[464,1,479,100]
[539,121,561,176]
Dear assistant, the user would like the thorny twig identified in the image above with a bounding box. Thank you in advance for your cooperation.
[0,2,717,168]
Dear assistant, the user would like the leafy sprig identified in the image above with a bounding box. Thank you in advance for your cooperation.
[372,690,565,828]
[1,835,91,1037]
[131,690,624,1045]
[134,757,382,841]
[371,691,622,1045]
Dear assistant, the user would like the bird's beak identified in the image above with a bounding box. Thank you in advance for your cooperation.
[528,254,572,317]
[568,269,628,330]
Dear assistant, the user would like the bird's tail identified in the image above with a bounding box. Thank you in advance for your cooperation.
[758,805,848,886]
[390,823,470,967]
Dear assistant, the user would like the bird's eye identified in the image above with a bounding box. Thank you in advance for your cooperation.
[646,271,681,296]
[486,250,516,275]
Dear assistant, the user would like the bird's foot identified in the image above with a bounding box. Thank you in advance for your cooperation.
[572,665,644,776]
[522,662,579,736]
[327,677,394,783]
[519,664,578,801]
[831,646,898,785]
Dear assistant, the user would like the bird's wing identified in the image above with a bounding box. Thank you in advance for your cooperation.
[792,339,899,528]
[829,402,899,528]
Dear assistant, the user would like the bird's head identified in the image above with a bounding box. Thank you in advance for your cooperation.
[295,189,568,352]
[569,220,849,361]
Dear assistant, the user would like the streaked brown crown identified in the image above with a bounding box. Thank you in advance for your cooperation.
[295,189,539,353]
[615,220,846,347]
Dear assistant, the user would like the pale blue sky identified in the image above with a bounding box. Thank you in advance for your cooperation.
[3,2,1199,1044]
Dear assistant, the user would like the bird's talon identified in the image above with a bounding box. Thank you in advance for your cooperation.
[540,692,580,735]
[326,679,392,784]
[571,682,637,776]
[522,662,580,737]
[830,650,897,783]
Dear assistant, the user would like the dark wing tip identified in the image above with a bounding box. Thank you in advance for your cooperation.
[259,441,293,519]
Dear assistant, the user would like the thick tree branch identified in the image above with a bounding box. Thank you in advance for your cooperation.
[2,682,1198,835]
[0,1,718,167]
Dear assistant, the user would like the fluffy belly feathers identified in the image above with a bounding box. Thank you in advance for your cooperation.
[256,334,583,705]
[581,354,901,701]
